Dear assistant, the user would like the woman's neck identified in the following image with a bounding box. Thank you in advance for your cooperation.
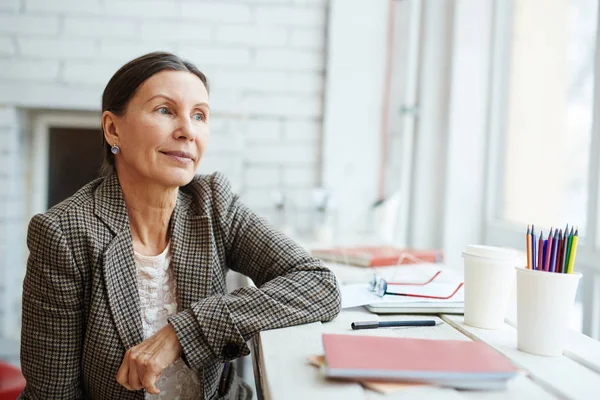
[117,170,178,256]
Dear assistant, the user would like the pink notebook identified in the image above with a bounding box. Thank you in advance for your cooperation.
[322,334,519,384]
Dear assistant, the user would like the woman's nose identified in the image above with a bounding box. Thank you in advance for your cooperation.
[175,116,195,141]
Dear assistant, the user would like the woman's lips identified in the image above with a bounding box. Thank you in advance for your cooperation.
[160,151,195,164]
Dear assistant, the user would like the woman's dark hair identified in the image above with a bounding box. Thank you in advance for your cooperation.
[100,51,209,176]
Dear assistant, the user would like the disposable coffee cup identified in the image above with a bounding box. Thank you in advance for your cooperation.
[516,267,581,356]
[462,245,519,329]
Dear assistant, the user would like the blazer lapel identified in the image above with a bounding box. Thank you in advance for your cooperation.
[93,175,215,349]
[103,230,143,350]
[94,174,143,350]
[169,191,213,310]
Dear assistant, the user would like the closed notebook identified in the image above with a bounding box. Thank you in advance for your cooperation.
[311,246,443,267]
[322,334,519,383]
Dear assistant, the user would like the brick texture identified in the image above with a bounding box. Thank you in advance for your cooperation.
[0,0,327,343]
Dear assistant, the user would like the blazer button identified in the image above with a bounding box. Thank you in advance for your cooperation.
[223,343,239,359]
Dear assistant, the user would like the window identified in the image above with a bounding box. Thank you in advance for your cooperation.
[499,0,598,235]
[486,0,600,337]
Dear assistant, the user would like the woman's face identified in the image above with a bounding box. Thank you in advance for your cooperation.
[105,70,210,188]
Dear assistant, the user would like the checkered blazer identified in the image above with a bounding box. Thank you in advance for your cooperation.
[20,172,341,400]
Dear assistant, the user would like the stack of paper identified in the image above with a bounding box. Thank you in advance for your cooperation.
[321,334,519,390]
[339,263,464,314]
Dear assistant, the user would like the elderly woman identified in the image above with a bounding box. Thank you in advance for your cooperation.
[19,52,341,400]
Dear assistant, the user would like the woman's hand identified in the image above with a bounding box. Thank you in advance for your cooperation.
[116,323,182,394]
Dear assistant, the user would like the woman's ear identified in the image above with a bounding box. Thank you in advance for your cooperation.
[101,111,120,145]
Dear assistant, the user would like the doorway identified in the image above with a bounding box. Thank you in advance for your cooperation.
[47,127,103,209]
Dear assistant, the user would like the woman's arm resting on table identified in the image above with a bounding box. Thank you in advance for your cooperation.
[168,172,341,371]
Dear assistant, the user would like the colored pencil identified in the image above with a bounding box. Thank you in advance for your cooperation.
[538,231,544,271]
[531,225,537,270]
[566,229,579,274]
[549,229,559,272]
[543,240,547,270]
[565,227,574,274]
[544,228,553,271]
[526,225,532,269]
[555,229,563,273]
[561,228,569,273]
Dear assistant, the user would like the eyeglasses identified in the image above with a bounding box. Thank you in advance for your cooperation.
[372,277,464,299]
[368,270,442,292]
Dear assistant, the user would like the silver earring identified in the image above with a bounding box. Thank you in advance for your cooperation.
[111,144,120,155]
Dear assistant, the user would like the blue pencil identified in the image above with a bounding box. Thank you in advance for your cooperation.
[544,228,553,272]
[549,229,559,272]
[543,240,547,270]
[538,231,544,272]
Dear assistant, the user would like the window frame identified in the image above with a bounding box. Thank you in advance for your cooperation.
[482,0,600,338]
[483,0,600,272]
[29,112,100,220]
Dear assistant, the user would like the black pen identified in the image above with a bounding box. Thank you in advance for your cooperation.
[351,320,437,330]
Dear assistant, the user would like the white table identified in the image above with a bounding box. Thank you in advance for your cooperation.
[250,307,600,400]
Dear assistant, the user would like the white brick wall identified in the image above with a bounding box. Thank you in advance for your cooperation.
[283,166,317,187]
[139,21,212,41]
[283,120,320,142]
[0,0,328,345]
[243,118,282,142]
[178,46,252,66]
[0,14,59,35]
[180,2,252,23]
[289,28,325,49]
[18,37,98,59]
[245,142,318,165]
[245,166,281,187]
[254,49,323,71]
[25,0,103,14]
[216,25,287,46]
[0,59,60,81]
[104,0,181,19]
[0,36,15,55]
[255,6,325,27]
[0,0,20,12]
[0,106,25,340]
[64,17,138,38]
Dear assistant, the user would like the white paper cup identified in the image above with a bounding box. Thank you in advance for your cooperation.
[516,267,581,356]
[462,245,519,329]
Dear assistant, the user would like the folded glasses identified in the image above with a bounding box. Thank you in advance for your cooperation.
[371,277,464,299]
[368,270,442,292]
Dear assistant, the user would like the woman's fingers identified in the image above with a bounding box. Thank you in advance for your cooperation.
[116,325,182,393]
[127,357,143,391]
[116,350,132,390]
[142,367,161,395]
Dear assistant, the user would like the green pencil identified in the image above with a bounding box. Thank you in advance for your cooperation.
[564,227,574,273]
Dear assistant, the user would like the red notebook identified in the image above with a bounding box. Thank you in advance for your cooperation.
[311,246,443,267]
[322,334,518,384]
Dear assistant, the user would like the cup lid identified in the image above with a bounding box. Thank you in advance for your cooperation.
[462,245,519,261]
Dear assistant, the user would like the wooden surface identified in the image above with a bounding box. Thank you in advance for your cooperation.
[251,307,600,400]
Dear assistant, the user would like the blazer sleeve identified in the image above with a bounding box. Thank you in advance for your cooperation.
[168,172,341,371]
[20,213,84,399]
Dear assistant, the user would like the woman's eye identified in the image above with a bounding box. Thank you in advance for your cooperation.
[158,107,169,115]
[193,112,204,121]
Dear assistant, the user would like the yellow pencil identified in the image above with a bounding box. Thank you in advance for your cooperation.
[566,229,579,274]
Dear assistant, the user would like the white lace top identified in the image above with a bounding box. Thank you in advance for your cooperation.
[134,244,202,399]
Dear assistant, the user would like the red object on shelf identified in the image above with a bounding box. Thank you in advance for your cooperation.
[311,246,444,267]
[0,361,25,400]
